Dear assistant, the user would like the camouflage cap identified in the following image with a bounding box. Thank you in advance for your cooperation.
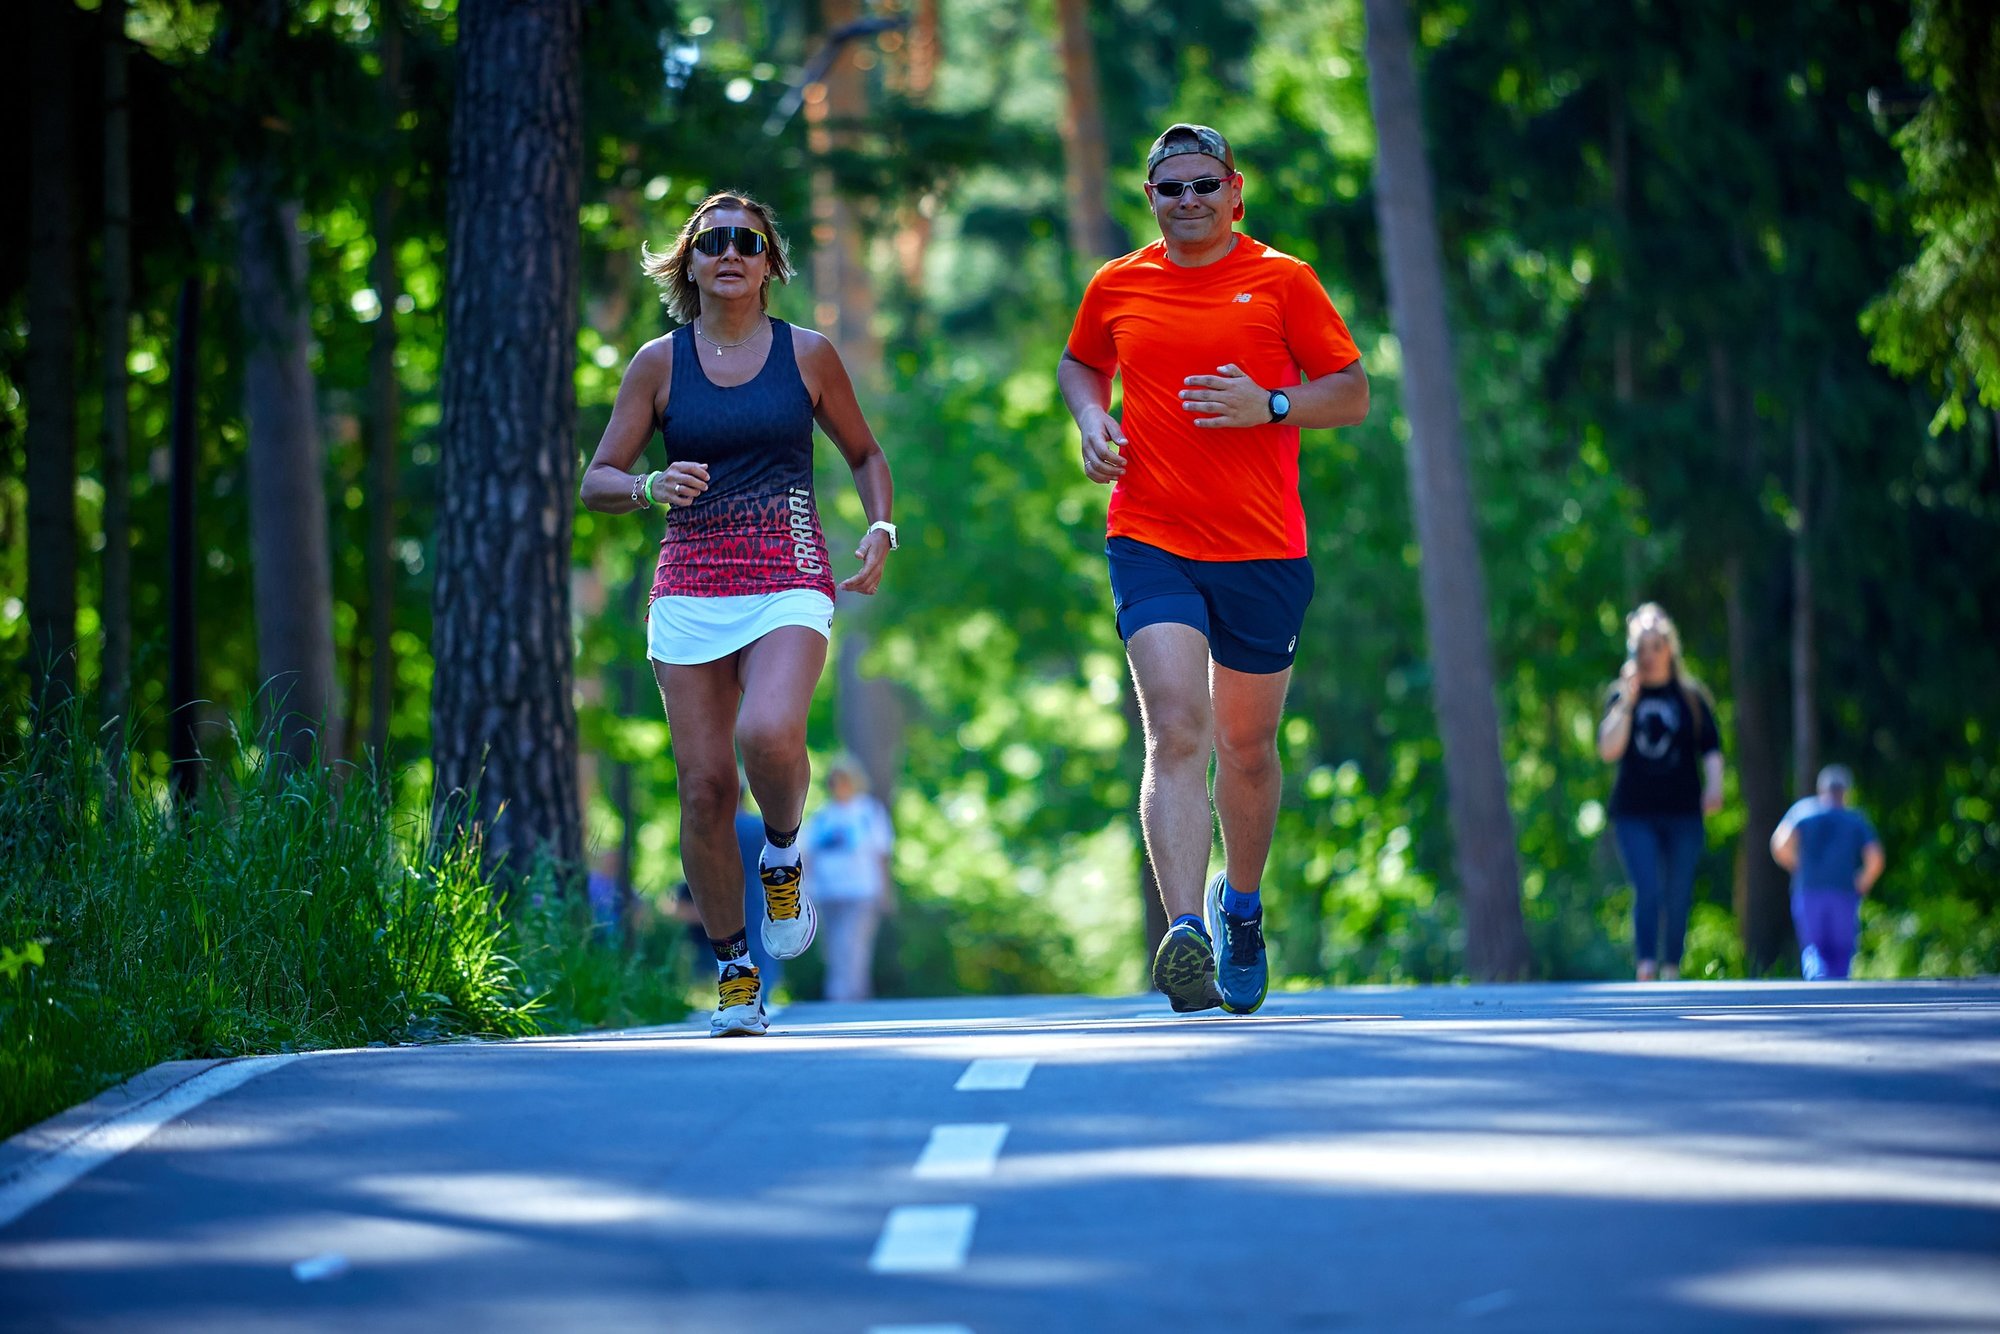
[1146,123,1235,178]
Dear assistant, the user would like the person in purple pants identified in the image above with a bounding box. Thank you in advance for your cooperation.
[1772,765,1886,980]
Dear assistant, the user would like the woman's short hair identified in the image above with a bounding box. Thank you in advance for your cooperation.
[640,190,794,326]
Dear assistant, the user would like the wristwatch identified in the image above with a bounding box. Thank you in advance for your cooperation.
[1268,390,1292,424]
[867,519,899,550]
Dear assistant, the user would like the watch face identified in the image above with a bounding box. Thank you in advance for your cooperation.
[1273,392,1290,417]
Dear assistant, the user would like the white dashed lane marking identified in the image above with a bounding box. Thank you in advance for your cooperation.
[912,1124,1009,1180]
[953,1058,1034,1091]
[869,1205,978,1273]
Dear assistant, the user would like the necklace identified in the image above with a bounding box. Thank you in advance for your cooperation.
[694,317,766,354]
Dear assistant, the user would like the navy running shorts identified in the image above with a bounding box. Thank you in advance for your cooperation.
[1105,535,1314,675]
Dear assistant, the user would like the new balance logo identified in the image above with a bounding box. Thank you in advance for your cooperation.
[1233,292,1253,303]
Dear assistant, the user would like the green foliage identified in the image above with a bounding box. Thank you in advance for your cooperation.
[1862,0,2000,429]
[0,698,677,1141]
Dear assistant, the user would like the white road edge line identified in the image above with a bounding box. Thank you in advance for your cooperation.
[913,1124,1009,1180]
[0,1054,302,1230]
[867,1326,975,1334]
[869,1204,978,1273]
[954,1058,1034,1091]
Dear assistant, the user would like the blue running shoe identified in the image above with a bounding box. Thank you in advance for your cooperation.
[1206,872,1268,1014]
[1152,919,1222,1013]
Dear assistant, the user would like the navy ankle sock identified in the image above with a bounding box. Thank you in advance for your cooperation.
[1220,879,1262,918]
[708,929,749,970]
[1171,912,1208,940]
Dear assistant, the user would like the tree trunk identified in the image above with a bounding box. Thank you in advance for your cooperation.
[101,0,134,736]
[1709,345,1789,972]
[892,0,940,293]
[1725,552,1791,972]
[1790,409,1818,794]
[806,0,881,377]
[432,0,584,873]
[1364,0,1531,981]
[169,226,204,802]
[1055,0,1123,263]
[27,0,79,710]
[364,6,406,763]
[238,180,341,764]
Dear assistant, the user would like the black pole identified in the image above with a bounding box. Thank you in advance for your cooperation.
[168,262,201,802]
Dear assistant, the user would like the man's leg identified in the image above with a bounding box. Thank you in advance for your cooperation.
[1126,622,1216,921]
[1211,660,1293,895]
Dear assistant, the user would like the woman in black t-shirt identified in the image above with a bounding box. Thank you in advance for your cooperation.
[1597,603,1724,981]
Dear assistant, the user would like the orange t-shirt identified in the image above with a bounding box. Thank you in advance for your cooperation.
[1065,234,1361,561]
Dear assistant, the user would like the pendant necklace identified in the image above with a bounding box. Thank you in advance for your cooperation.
[695,318,764,355]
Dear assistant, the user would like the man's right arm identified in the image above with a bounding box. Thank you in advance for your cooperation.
[1058,351,1128,484]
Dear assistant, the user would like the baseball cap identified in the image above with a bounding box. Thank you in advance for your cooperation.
[1146,123,1234,178]
[1817,764,1854,792]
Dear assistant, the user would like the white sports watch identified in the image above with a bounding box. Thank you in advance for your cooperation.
[867,519,899,550]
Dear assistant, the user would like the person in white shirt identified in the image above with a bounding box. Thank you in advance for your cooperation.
[803,759,895,1001]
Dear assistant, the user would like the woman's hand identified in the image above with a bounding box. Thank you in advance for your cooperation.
[656,461,710,509]
[840,528,891,595]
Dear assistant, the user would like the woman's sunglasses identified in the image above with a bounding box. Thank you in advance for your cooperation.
[692,225,769,257]
[1147,176,1231,199]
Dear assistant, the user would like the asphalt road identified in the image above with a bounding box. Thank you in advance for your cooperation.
[3,981,1998,1332]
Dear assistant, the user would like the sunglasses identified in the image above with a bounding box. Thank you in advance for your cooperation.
[1148,175,1231,199]
[692,225,769,257]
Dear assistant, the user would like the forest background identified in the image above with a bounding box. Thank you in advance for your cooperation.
[4,0,1997,1113]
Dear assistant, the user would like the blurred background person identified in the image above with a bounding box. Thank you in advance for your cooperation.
[1772,764,1885,981]
[804,759,895,1001]
[1598,603,1724,981]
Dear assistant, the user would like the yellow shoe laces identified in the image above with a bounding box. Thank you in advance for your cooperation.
[763,864,802,920]
[718,968,760,1010]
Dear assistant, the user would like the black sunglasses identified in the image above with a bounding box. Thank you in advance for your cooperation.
[692,225,770,257]
[1148,176,1230,199]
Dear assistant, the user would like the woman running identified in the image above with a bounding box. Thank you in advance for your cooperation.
[581,191,896,1036]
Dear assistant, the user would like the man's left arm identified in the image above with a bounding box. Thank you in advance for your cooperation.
[1180,360,1368,429]
[1858,840,1885,894]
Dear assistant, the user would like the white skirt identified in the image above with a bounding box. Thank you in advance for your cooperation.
[647,589,835,665]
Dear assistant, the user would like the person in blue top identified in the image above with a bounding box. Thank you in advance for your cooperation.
[1771,764,1885,981]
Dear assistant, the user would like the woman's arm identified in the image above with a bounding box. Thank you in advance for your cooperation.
[1701,750,1724,815]
[580,340,703,512]
[1597,663,1638,762]
[798,330,894,594]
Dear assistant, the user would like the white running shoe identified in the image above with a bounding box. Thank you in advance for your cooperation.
[758,857,817,960]
[709,962,768,1038]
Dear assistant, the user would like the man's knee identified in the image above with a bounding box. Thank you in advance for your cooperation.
[1144,700,1211,767]
[1215,721,1279,779]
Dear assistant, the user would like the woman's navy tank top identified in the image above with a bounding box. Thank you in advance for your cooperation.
[649,320,835,601]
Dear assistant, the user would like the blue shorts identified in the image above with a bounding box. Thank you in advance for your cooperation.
[1106,536,1314,675]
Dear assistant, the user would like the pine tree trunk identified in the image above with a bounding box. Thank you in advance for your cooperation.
[807,0,881,377]
[1364,0,1531,981]
[1055,0,1122,262]
[365,5,406,763]
[1791,410,1818,793]
[101,0,134,736]
[432,0,584,872]
[1726,552,1791,971]
[168,226,204,802]
[238,178,341,763]
[27,0,79,710]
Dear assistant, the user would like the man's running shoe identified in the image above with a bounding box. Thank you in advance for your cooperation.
[1152,919,1222,1013]
[758,856,817,960]
[1206,872,1268,1015]
[710,962,768,1037]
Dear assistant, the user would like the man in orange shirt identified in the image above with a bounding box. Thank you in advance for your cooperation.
[1059,124,1369,1014]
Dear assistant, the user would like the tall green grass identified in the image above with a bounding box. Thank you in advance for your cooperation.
[0,704,685,1141]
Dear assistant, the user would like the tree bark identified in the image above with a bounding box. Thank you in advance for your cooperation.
[101,0,134,736]
[1365,0,1531,981]
[432,0,584,873]
[1790,409,1818,793]
[806,0,881,377]
[238,180,341,764]
[169,227,203,802]
[28,0,79,710]
[364,5,406,763]
[1055,0,1123,262]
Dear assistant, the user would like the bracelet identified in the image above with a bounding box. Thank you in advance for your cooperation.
[631,471,651,509]
[645,470,663,508]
